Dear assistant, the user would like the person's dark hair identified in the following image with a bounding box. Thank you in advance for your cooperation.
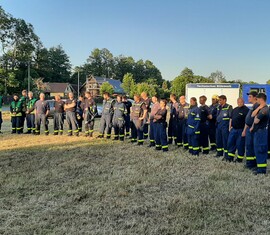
[191,97,197,102]
[219,95,227,100]
[103,92,110,97]
[170,94,176,100]
[200,95,207,100]
[257,93,267,101]
[160,98,167,106]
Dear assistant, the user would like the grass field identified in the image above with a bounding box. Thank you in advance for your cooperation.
[0,112,270,235]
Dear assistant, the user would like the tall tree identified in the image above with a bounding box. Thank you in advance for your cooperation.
[121,73,135,96]
[209,70,226,83]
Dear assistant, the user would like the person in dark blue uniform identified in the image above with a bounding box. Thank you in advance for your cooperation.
[76,95,84,132]
[199,95,211,154]
[187,97,201,156]
[216,95,233,160]
[250,93,269,175]
[122,96,132,137]
[83,92,97,138]
[148,95,160,147]
[154,99,168,152]
[209,95,219,150]
[242,91,258,169]
[168,94,179,145]
[176,96,189,148]
[112,95,127,141]
[227,98,249,162]
[97,92,115,139]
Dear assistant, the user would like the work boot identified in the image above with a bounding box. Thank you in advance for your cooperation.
[96,134,104,139]
[53,132,58,136]
[59,131,63,136]
[75,132,79,137]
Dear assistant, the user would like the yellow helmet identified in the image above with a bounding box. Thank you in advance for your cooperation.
[212,94,219,100]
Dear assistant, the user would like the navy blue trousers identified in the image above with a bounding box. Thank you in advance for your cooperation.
[125,114,131,135]
[216,124,229,158]
[245,127,256,168]
[254,129,268,174]
[26,114,35,133]
[188,133,199,155]
[200,122,210,154]
[227,128,245,161]
[149,119,156,146]
[155,122,168,151]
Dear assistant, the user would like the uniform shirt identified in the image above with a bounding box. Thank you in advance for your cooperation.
[209,104,218,124]
[35,100,50,115]
[102,98,115,116]
[84,98,96,112]
[150,102,160,120]
[76,100,83,116]
[177,103,189,119]
[113,102,127,119]
[143,98,151,113]
[154,108,167,123]
[230,105,249,129]
[170,101,179,117]
[10,100,22,114]
[123,100,132,114]
[131,101,147,119]
[187,105,201,134]
[27,98,37,114]
[199,105,210,123]
[245,103,259,127]
[253,105,269,132]
[54,100,65,113]
[19,96,27,112]
[65,98,77,112]
[216,103,233,126]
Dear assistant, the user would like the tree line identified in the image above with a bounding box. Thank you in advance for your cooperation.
[0,5,264,99]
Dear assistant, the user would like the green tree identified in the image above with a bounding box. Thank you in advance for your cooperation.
[100,82,114,95]
[209,70,226,83]
[131,82,157,97]
[121,73,135,96]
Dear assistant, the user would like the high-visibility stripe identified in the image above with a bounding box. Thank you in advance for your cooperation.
[156,145,161,147]
[193,147,200,150]
[183,143,189,147]
[257,164,267,168]
[119,135,125,137]
[144,133,149,136]
[177,143,183,146]
[68,130,72,132]
[217,148,223,152]
[138,140,144,143]
[189,146,193,149]
[74,130,79,133]
[210,143,216,146]
[188,125,194,128]
[237,155,244,159]
[195,131,200,134]
[203,147,210,150]
[224,150,228,153]
[162,146,168,149]
[89,130,94,133]
[228,153,235,157]
[246,156,255,161]
[150,140,155,143]
[54,130,59,133]
[168,137,172,139]
[85,131,89,134]
[223,118,230,120]
[45,130,49,133]
[194,118,200,121]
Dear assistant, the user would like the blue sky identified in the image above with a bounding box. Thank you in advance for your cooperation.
[1,0,270,82]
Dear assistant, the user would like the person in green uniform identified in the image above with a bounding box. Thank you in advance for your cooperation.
[10,94,23,134]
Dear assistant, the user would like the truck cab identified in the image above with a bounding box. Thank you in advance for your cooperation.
[242,84,270,107]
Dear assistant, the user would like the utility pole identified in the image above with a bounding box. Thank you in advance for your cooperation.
[28,61,31,92]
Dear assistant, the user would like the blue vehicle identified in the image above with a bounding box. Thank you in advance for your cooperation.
[242,84,270,107]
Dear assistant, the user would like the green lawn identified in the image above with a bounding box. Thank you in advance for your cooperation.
[0,113,269,234]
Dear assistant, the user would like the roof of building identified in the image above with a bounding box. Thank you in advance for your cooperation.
[44,83,76,93]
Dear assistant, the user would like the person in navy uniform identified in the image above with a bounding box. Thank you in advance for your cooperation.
[227,98,249,162]
[97,92,115,139]
[242,91,258,169]
[209,95,219,150]
[130,94,147,145]
[199,95,212,154]
[76,95,84,132]
[168,94,179,145]
[112,95,127,141]
[53,95,65,135]
[34,93,50,135]
[141,92,151,139]
[64,92,79,136]
[154,99,168,152]
[216,95,233,160]
[148,95,160,147]
[250,93,269,175]
[176,96,189,148]
[122,96,132,137]
[187,97,201,156]
[83,92,97,138]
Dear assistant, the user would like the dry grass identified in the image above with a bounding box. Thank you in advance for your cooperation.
[0,112,270,235]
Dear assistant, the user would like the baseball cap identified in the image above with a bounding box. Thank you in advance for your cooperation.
[212,94,219,100]
[247,91,258,97]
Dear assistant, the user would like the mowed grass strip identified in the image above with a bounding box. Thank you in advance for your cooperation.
[0,113,270,234]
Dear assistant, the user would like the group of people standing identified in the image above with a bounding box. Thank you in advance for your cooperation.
[3,89,269,175]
